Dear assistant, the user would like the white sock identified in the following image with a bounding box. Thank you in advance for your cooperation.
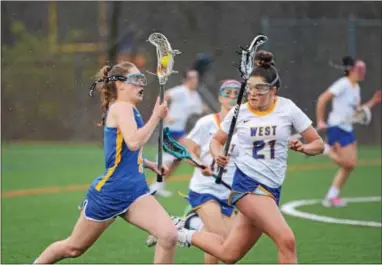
[186,230,195,244]
[323,143,330,155]
[189,217,204,231]
[33,258,39,264]
[326,186,339,199]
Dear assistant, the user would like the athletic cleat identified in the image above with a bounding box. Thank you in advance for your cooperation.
[146,234,157,247]
[171,216,185,230]
[145,216,185,247]
[322,197,348,208]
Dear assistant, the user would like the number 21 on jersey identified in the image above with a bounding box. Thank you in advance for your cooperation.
[252,140,276,159]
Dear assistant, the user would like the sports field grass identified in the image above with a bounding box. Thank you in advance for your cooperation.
[1,143,381,264]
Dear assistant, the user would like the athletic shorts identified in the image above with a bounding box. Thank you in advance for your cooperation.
[326,126,356,147]
[229,168,282,206]
[188,190,235,217]
[79,183,151,222]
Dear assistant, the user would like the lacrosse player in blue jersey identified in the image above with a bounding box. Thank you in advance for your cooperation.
[33,61,183,264]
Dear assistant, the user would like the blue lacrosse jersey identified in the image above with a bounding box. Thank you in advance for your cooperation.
[90,107,148,199]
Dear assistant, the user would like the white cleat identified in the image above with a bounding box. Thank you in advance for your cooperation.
[322,197,348,208]
[171,216,185,230]
[146,234,157,247]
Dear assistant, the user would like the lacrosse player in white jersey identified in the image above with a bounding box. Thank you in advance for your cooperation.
[150,69,207,197]
[145,80,241,264]
[316,56,382,207]
[184,79,241,263]
[175,52,324,264]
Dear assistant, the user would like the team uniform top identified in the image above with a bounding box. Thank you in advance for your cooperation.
[90,107,147,199]
[165,85,204,131]
[221,96,312,189]
[327,76,361,132]
[187,113,238,200]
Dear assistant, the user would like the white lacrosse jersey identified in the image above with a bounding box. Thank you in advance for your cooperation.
[221,96,312,188]
[165,85,204,131]
[327,77,361,132]
[187,113,238,199]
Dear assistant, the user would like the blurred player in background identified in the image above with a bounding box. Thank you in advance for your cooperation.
[316,56,382,207]
[33,62,180,264]
[150,69,208,197]
[183,80,240,264]
[175,52,325,264]
[147,80,241,264]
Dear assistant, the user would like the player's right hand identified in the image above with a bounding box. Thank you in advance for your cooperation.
[215,154,229,168]
[316,120,327,130]
[201,166,213,176]
[153,97,168,120]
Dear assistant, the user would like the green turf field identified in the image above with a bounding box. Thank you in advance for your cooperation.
[1,143,381,264]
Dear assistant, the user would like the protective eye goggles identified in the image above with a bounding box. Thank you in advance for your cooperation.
[89,73,147,97]
[246,73,279,95]
[108,73,147,87]
[220,87,240,98]
[219,80,241,98]
[245,82,272,95]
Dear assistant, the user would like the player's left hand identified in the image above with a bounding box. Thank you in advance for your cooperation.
[289,138,304,153]
[372,90,382,105]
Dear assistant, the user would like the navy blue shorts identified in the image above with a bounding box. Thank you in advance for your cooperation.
[79,184,151,222]
[229,168,282,206]
[188,190,235,217]
[326,126,356,147]
[169,130,186,140]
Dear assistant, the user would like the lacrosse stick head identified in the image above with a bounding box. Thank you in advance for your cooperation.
[235,35,268,80]
[163,127,190,159]
[352,106,372,125]
[147,33,181,85]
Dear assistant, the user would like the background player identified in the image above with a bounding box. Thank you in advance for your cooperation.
[150,69,208,197]
[316,56,382,207]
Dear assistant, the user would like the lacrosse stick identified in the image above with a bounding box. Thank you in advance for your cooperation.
[215,34,268,184]
[162,128,232,190]
[147,33,181,184]
[291,105,372,140]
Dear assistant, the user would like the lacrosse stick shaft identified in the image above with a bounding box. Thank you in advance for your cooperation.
[215,81,247,184]
[212,175,232,190]
[157,84,165,183]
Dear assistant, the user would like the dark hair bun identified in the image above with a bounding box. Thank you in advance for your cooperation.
[256,51,274,68]
[342,56,355,68]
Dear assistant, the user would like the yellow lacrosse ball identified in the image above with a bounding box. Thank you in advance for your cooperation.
[160,55,169,68]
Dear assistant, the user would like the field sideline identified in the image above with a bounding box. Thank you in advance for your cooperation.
[1,143,381,264]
